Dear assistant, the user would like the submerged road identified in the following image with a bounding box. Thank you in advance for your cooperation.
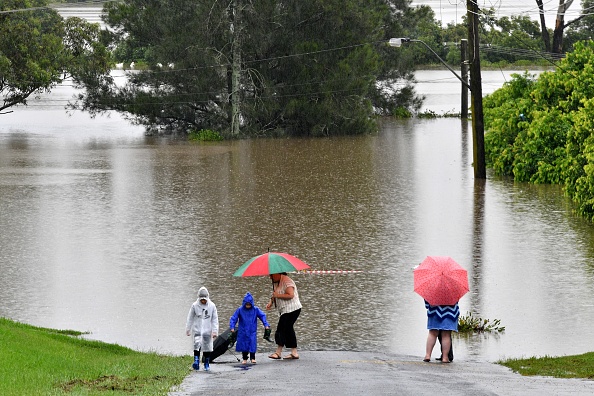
[168,351,594,395]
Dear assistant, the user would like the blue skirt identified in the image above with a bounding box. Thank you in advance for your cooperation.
[426,302,459,331]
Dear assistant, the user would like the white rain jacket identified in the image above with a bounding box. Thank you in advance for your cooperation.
[186,287,219,352]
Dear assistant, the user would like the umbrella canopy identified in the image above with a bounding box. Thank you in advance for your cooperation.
[413,256,469,306]
[233,252,310,277]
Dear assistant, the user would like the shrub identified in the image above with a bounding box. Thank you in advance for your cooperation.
[458,311,505,333]
[188,129,224,141]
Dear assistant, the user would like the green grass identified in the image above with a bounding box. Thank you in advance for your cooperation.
[0,317,190,395]
[499,352,594,379]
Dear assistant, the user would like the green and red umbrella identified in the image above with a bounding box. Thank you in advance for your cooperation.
[233,252,310,277]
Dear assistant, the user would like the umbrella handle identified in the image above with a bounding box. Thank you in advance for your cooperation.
[271,280,277,307]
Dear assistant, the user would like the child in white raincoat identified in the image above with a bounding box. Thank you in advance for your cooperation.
[186,287,219,371]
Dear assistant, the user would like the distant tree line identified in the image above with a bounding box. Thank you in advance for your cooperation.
[411,5,594,69]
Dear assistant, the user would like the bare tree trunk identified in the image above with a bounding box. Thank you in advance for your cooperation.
[535,0,551,52]
[552,0,574,53]
[231,0,242,136]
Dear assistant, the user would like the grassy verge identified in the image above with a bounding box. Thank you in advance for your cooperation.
[498,353,594,379]
[0,317,190,395]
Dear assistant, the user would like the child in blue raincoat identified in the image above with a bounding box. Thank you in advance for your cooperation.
[230,292,270,364]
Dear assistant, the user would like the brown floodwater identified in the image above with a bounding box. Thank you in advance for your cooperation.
[1,73,594,363]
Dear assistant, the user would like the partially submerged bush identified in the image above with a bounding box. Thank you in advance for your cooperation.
[458,311,505,333]
[391,107,412,118]
[188,129,224,141]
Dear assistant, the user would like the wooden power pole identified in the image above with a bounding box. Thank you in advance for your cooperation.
[467,0,486,179]
[460,39,469,119]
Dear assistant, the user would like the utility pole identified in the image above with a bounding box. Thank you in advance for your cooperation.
[230,0,242,136]
[467,0,486,179]
[460,39,469,119]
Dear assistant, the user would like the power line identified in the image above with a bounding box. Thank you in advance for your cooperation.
[428,0,594,25]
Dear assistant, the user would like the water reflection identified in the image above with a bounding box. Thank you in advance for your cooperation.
[2,77,594,364]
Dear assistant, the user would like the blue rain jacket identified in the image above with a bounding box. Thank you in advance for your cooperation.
[229,292,269,353]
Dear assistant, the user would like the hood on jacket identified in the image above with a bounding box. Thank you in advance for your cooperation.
[242,292,254,308]
[198,287,209,302]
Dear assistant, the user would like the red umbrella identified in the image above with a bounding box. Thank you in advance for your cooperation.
[233,252,310,277]
[413,256,469,306]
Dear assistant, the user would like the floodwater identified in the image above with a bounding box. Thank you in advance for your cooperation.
[2,69,594,363]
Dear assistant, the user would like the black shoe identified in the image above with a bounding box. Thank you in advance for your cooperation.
[435,356,442,361]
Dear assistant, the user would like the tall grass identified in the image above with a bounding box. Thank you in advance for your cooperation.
[0,317,190,395]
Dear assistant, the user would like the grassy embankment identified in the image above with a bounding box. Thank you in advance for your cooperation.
[0,317,190,395]
[499,354,594,379]
[459,312,594,379]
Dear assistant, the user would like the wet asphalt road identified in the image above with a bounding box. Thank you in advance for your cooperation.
[168,351,594,395]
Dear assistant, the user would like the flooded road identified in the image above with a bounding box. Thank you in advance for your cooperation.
[2,68,594,362]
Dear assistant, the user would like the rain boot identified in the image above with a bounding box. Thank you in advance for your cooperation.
[204,357,210,371]
[192,356,199,370]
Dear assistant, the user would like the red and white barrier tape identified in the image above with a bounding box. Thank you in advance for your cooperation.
[301,270,363,274]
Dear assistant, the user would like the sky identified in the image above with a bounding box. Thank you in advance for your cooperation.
[412,0,583,28]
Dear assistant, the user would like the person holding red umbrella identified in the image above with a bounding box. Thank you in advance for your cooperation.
[423,300,460,363]
[266,272,302,360]
[413,256,467,364]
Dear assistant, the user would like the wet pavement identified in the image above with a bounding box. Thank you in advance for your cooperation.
[168,350,594,395]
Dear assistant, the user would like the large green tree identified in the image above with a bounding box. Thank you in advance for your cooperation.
[81,0,425,136]
[0,0,111,114]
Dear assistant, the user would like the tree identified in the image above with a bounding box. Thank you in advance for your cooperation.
[0,0,111,114]
[80,0,425,136]
[534,0,587,53]
[564,0,594,51]
[438,9,552,67]
[480,13,545,64]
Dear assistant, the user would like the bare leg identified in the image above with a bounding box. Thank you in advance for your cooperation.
[291,347,299,357]
[425,329,438,361]
[440,331,452,362]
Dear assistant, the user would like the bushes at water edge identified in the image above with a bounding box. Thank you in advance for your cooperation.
[483,40,594,221]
